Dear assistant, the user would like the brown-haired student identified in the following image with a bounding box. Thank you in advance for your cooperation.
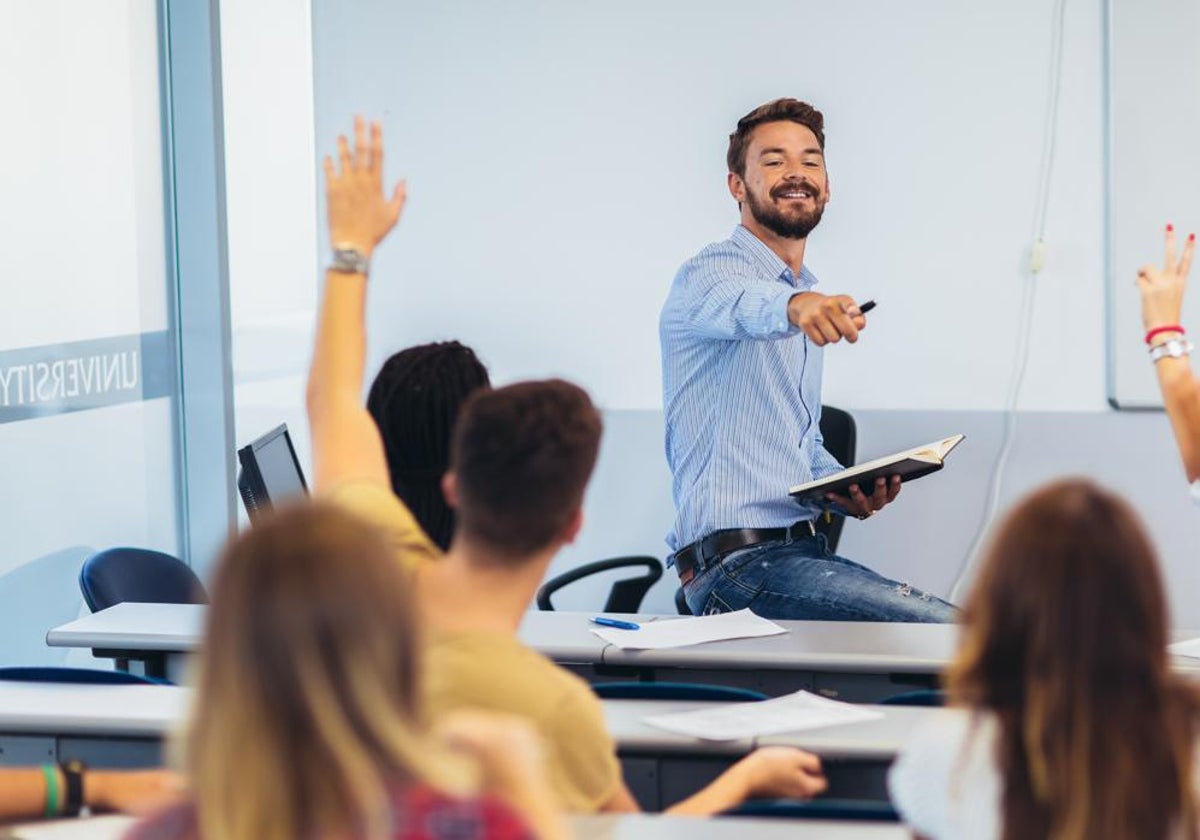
[305,116,828,814]
[888,479,1200,840]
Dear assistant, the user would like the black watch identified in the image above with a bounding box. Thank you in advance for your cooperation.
[60,759,87,816]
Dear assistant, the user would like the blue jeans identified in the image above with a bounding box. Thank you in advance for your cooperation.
[682,534,956,623]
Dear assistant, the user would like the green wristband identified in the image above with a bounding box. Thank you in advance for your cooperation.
[42,764,60,818]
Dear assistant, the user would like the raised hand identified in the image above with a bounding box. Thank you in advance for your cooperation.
[787,292,868,346]
[1137,224,1195,334]
[323,116,406,258]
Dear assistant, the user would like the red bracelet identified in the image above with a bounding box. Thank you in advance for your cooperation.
[1146,325,1186,345]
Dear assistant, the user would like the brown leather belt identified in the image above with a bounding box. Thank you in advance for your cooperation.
[672,520,817,585]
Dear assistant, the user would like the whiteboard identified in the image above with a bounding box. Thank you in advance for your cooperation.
[312,0,1089,413]
[1108,0,1200,408]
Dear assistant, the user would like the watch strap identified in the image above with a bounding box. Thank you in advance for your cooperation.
[330,247,370,275]
[1149,338,1194,363]
[60,760,86,816]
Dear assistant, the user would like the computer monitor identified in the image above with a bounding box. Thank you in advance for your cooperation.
[236,423,308,523]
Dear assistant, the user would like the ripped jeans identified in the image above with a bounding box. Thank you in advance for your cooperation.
[681,533,956,623]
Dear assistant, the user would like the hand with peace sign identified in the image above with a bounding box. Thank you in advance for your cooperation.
[1137,224,1195,338]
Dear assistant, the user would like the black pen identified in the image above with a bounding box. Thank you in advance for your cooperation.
[859,299,876,314]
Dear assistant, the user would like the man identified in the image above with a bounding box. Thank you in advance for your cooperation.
[660,99,954,622]
[307,116,828,813]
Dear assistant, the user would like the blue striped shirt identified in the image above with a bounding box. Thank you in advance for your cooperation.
[660,225,844,553]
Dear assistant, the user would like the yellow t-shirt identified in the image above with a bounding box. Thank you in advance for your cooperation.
[423,631,622,813]
[321,480,441,570]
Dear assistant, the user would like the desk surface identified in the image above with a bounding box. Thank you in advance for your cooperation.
[51,604,1200,677]
[572,813,906,838]
[0,681,933,762]
[0,683,187,737]
[1,813,908,840]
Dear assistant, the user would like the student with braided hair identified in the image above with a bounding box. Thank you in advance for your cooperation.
[368,342,490,550]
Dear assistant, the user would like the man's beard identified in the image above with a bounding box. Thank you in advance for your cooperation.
[745,182,826,240]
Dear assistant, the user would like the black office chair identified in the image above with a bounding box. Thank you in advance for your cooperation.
[591,682,767,702]
[79,547,208,613]
[0,666,165,686]
[723,798,899,821]
[536,556,663,613]
[675,405,858,615]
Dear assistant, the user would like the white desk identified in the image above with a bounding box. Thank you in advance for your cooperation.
[54,604,1200,701]
[0,682,186,768]
[1,813,908,839]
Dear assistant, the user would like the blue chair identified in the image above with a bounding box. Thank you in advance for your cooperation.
[0,666,165,686]
[537,556,663,612]
[879,689,945,707]
[79,547,207,613]
[591,682,767,702]
[723,798,900,821]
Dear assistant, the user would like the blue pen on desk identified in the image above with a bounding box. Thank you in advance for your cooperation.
[591,616,640,631]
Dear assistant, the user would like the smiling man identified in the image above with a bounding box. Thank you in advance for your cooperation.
[659,98,955,622]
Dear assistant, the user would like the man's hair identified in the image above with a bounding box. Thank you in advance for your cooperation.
[726,98,825,177]
[450,379,602,559]
[367,341,490,550]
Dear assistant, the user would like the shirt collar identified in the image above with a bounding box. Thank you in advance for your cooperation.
[730,225,818,290]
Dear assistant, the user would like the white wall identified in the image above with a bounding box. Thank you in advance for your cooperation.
[219,0,319,540]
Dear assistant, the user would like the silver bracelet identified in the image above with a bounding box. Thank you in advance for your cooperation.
[1149,338,1193,364]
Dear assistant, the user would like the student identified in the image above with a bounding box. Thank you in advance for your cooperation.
[0,766,176,822]
[888,479,1200,840]
[306,117,828,814]
[126,504,564,840]
[367,341,491,550]
[1137,225,1200,487]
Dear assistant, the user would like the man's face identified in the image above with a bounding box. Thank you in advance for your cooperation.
[731,121,829,240]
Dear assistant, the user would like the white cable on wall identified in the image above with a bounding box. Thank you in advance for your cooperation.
[950,0,1068,602]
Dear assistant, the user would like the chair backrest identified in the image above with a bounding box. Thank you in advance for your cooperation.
[724,797,899,822]
[591,681,767,702]
[879,689,946,707]
[815,405,857,553]
[0,666,163,685]
[536,556,663,612]
[79,547,208,613]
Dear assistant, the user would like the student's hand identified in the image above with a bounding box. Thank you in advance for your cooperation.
[827,475,901,520]
[323,116,407,259]
[787,292,868,346]
[1138,224,1194,333]
[437,711,551,798]
[86,769,184,815]
[735,747,828,800]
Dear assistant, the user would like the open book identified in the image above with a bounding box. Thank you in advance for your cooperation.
[789,434,965,505]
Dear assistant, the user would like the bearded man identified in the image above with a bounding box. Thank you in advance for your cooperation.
[659,98,955,622]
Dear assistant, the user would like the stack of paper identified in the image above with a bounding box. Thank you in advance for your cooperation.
[590,608,786,650]
[643,690,885,741]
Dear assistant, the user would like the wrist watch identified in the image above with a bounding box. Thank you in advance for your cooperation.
[330,247,370,275]
[60,759,86,816]
[1149,337,1194,363]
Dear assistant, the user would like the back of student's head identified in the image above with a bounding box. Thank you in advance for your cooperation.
[450,378,602,560]
[948,478,1198,840]
[367,341,491,550]
[185,503,446,840]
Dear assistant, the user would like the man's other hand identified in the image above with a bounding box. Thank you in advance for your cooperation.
[827,475,901,519]
[787,292,867,346]
[323,116,406,259]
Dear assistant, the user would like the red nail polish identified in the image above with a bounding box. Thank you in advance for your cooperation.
[1191,234,1196,242]
[1168,223,1175,232]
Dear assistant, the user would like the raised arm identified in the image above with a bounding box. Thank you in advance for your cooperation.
[1138,225,1200,481]
[306,117,407,492]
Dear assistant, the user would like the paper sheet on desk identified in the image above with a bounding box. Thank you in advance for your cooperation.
[590,608,786,649]
[644,690,884,741]
[1169,638,1200,658]
[1,815,135,840]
